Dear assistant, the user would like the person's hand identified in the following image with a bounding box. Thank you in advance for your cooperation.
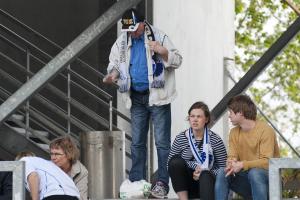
[225,159,236,177]
[148,41,168,56]
[103,69,119,84]
[193,165,202,181]
[231,161,243,174]
[225,159,243,177]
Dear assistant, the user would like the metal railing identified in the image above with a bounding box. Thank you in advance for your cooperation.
[0,0,143,124]
[0,1,140,169]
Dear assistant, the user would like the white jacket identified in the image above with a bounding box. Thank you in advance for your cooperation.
[107,24,183,108]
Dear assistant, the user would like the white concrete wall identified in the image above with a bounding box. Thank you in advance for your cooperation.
[153,0,235,140]
[152,1,234,196]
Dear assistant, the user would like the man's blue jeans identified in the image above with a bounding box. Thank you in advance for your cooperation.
[215,167,269,200]
[129,91,171,185]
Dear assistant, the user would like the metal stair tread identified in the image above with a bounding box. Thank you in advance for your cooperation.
[10,126,49,138]
[10,114,24,121]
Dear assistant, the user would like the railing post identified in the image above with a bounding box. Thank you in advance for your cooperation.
[25,49,30,137]
[67,65,71,134]
[109,99,113,131]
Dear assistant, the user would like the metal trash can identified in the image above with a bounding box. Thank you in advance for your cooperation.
[81,131,125,200]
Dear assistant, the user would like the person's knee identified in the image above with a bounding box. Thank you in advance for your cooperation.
[248,168,268,184]
[168,157,186,172]
[215,168,228,187]
[199,171,214,185]
[200,171,213,179]
[216,167,226,180]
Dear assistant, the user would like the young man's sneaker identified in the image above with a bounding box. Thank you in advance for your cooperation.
[150,181,168,199]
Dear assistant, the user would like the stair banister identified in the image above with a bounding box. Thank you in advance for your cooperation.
[0,0,143,124]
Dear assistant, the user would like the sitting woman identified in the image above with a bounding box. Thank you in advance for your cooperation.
[50,136,88,200]
[168,101,227,200]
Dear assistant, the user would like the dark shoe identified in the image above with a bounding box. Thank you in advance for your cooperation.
[150,181,168,199]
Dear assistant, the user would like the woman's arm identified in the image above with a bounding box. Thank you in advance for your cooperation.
[27,172,40,200]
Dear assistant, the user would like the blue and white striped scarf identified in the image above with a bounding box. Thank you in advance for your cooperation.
[186,126,214,170]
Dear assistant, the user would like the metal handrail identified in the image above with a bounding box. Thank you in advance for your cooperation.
[0,67,94,132]
[0,8,133,133]
[0,2,140,179]
[0,23,117,131]
[0,87,78,141]
[0,27,112,101]
[0,17,131,129]
[0,50,111,130]
[0,7,115,83]
[224,63,300,158]
[1,0,139,129]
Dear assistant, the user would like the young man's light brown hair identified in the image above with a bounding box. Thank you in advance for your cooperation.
[50,136,79,164]
[227,94,257,120]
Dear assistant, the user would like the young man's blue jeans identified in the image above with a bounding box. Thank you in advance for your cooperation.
[129,91,171,186]
[215,167,269,200]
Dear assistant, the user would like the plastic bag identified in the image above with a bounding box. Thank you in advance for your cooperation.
[119,179,151,199]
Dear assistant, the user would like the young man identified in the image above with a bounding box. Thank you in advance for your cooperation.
[215,94,280,200]
[103,8,182,198]
[16,151,80,200]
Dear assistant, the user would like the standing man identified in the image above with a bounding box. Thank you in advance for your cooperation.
[103,8,182,198]
[215,94,280,200]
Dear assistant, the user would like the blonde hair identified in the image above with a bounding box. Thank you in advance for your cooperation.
[50,136,79,164]
[15,151,35,161]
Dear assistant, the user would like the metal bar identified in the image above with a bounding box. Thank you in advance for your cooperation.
[70,99,110,129]
[0,7,112,81]
[0,88,76,140]
[67,65,71,134]
[0,32,113,100]
[0,7,63,50]
[210,16,300,127]
[69,69,112,101]
[109,100,113,131]
[0,23,52,62]
[26,49,30,138]
[70,79,110,108]
[225,67,300,158]
[112,107,131,123]
[0,0,143,124]
[0,68,93,132]
[0,53,112,130]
